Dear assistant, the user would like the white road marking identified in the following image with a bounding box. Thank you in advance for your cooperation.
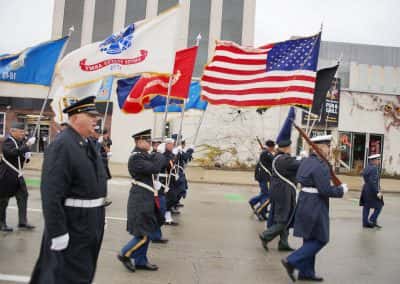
[8,206,127,222]
[0,273,30,283]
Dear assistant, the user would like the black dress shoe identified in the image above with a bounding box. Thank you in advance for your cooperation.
[176,203,184,208]
[363,224,375,228]
[0,225,13,232]
[298,275,324,282]
[18,223,35,230]
[248,202,256,213]
[278,242,295,251]
[136,262,159,271]
[117,254,136,272]
[171,210,181,215]
[165,221,179,226]
[372,223,382,229]
[152,238,169,244]
[281,258,296,282]
[259,234,269,251]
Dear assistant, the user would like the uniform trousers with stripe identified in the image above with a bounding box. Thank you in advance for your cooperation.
[120,236,150,266]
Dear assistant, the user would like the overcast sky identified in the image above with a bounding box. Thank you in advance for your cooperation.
[255,0,400,47]
[0,0,400,54]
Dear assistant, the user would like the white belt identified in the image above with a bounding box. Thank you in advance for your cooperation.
[64,198,105,208]
[132,179,156,195]
[158,173,168,178]
[301,187,319,194]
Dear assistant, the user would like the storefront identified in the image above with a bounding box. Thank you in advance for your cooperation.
[338,131,384,173]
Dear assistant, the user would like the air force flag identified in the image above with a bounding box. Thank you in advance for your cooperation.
[0,37,68,86]
[57,5,182,88]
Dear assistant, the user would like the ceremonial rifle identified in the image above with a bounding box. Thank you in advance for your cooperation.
[256,136,266,150]
[292,121,342,186]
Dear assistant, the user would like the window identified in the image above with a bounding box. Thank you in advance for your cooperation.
[0,112,5,136]
[93,0,116,42]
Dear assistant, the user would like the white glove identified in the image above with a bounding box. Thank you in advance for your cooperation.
[24,152,32,160]
[172,147,179,155]
[154,181,162,190]
[300,150,308,158]
[50,233,69,251]
[157,143,166,154]
[26,137,36,146]
[98,136,104,144]
[107,152,112,157]
[377,192,383,199]
[341,183,349,194]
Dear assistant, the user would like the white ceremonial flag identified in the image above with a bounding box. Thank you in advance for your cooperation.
[56,5,182,88]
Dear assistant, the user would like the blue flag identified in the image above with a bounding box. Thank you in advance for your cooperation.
[96,76,114,101]
[276,107,296,143]
[0,37,68,86]
[184,81,208,111]
[144,95,183,109]
[152,81,207,113]
[116,76,141,109]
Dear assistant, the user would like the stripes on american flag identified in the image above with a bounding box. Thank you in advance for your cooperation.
[201,40,317,107]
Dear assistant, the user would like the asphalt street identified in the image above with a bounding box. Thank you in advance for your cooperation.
[0,178,399,284]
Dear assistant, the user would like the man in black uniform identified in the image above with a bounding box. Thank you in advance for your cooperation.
[30,96,107,284]
[0,121,36,232]
[259,139,300,251]
[250,139,275,220]
[117,129,165,272]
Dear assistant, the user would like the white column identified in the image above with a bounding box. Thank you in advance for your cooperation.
[146,0,158,18]
[113,0,127,33]
[241,0,256,46]
[208,0,223,59]
[81,0,96,45]
[51,0,65,39]
[177,0,190,49]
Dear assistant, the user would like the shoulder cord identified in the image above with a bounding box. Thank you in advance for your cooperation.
[272,154,297,192]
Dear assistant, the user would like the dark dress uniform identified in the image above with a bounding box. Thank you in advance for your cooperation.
[250,148,274,219]
[30,96,107,284]
[259,150,300,250]
[100,137,112,180]
[118,139,165,271]
[0,134,31,230]
[285,153,344,280]
[360,160,383,227]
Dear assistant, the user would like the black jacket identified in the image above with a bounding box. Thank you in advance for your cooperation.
[254,150,274,182]
[127,147,165,236]
[0,135,31,198]
[40,126,107,239]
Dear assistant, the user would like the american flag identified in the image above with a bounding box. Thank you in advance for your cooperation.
[201,33,321,107]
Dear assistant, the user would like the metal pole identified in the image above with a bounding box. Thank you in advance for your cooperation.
[101,98,110,133]
[161,76,173,138]
[32,27,74,139]
[176,100,186,146]
[193,109,206,145]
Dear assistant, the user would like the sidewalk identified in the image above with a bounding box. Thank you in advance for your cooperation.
[24,154,400,193]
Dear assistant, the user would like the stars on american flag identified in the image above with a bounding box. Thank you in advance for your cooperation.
[266,34,320,72]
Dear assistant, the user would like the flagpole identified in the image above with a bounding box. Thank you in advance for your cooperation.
[193,108,206,145]
[32,26,74,140]
[100,77,112,133]
[161,76,173,138]
[176,33,202,145]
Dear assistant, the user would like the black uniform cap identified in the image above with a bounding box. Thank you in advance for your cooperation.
[278,139,291,148]
[10,121,24,130]
[265,140,275,147]
[62,96,100,116]
[132,129,152,140]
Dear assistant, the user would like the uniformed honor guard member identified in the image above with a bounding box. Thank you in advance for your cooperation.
[360,154,384,228]
[282,135,348,282]
[30,96,108,284]
[118,129,165,272]
[0,122,36,231]
[249,139,275,221]
[259,139,299,251]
